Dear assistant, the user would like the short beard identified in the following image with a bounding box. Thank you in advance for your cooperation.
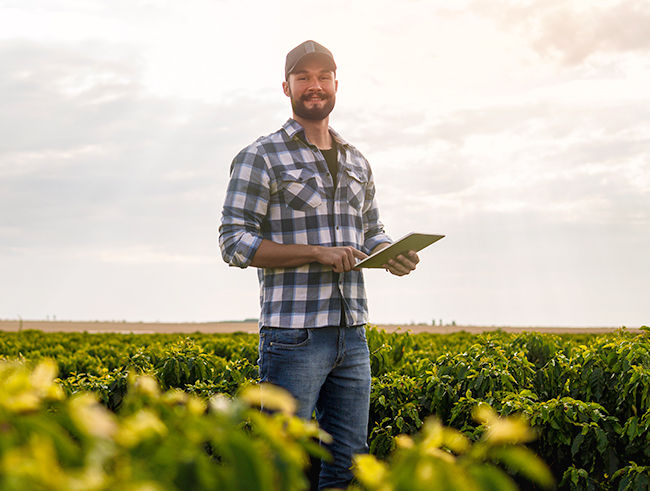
[289,89,335,121]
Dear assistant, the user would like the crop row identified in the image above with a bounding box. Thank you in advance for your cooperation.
[1,327,649,490]
[0,359,554,491]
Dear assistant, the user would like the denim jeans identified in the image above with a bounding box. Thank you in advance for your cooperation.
[258,325,371,491]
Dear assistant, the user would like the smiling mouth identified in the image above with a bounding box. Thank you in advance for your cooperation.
[303,93,327,102]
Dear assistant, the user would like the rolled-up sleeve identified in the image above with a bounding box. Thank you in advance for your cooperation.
[219,149,270,268]
[361,167,392,254]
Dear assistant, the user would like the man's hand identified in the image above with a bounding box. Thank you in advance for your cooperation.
[383,250,419,276]
[314,246,368,273]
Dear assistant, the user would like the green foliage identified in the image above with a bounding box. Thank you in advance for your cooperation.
[612,462,650,491]
[498,394,623,484]
[58,365,131,411]
[369,374,423,458]
[0,360,325,491]
[353,406,554,491]
[2,325,650,491]
[1,360,553,491]
[559,466,601,491]
[152,338,220,389]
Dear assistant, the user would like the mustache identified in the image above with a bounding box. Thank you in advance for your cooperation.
[301,91,329,101]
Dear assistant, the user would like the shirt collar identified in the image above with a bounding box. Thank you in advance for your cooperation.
[282,118,351,149]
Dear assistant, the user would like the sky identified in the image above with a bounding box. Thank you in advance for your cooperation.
[1,0,649,328]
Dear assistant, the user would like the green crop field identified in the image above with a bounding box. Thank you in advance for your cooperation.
[1,326,649,490]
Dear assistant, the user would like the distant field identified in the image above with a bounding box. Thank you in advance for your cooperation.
[0,319,633,335]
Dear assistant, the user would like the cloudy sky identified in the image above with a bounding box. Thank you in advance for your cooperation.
[1,0,648,328]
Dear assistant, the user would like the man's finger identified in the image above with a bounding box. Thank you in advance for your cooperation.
[352,248,368,260]
[396,253,419,270]
[408,251,420,265]
[384,253,418,276]
[404,251,418,264]
[390,261,410,275]
[384,263,407,276]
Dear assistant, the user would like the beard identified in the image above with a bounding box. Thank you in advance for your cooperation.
[290,89,336,121]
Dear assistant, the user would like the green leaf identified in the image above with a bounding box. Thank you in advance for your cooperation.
[490,446,555,489]
[572,469,579,485]
[595,427,608,454]
[550,416,562,430]
[626,417,639,439]
[466,465,519,491]
[571,433,585,457]
[619,474,631,491]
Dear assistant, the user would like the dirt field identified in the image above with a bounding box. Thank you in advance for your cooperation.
[0,320,637,335]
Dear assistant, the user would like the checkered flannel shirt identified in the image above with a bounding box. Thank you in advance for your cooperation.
[219,119,392,329]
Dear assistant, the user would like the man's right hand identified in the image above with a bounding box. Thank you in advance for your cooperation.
[314,246,368,273]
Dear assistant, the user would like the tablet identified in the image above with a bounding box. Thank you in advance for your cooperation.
[355,232,445,269]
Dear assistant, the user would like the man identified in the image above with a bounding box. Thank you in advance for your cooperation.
[219,40,418,490]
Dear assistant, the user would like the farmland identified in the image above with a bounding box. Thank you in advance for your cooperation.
[1,324,649,490]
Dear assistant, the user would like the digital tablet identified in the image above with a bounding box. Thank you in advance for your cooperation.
[355,232,445,269]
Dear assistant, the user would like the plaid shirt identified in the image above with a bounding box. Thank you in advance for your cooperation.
[219,119,391,329]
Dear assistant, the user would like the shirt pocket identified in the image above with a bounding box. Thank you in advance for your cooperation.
[280,169,323,212]
[344,168,368,210]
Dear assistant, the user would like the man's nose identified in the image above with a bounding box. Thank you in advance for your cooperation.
[306,77,323,90]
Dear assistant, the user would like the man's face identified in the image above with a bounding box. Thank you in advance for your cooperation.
[283,57,338,121]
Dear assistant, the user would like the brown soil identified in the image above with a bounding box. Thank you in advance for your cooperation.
[0,320,637,335]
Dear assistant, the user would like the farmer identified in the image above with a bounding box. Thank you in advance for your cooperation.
[219,40,419,490]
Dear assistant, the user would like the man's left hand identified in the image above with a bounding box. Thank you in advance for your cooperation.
[383,251,419,277]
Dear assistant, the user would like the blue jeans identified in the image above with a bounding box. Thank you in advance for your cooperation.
[258,325,371,491]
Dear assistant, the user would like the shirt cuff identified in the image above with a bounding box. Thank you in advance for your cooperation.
[364,234,393,255]
[226,232,263,268]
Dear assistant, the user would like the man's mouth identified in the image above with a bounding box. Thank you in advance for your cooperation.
[303,93,327,102]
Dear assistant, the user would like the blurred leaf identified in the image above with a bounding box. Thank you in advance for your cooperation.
[490,446,555,489]
[239,383,297,415]
[466,465,519,491]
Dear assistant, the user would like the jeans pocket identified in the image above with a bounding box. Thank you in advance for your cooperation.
[356,325,368,342]
[269,328,311,348]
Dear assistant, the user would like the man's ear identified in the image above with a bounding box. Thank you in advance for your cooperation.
[282,80,291,97]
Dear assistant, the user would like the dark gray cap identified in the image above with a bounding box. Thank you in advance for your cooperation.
[285,40,337,79]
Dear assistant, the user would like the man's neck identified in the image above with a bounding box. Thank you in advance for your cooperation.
[293,115,332,150]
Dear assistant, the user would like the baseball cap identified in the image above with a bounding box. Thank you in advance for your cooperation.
[285,40,337,79]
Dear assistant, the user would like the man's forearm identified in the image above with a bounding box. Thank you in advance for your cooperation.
[371,242,391,254]
[250,239,320,269]
[250,239,368,273]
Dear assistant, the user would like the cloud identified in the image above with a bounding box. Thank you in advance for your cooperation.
[95,246,219,265]
[0,39,285,257]
[338,97,650,235]
[471,0,650,65]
